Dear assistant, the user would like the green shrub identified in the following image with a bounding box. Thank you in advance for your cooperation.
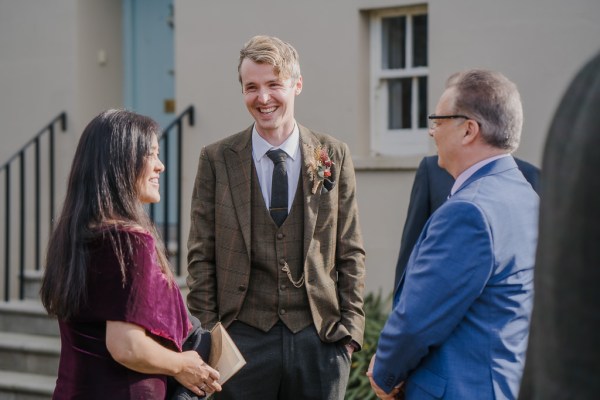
[345,291,392,400]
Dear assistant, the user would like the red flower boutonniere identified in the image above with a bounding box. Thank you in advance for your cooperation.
[308,146,334,194]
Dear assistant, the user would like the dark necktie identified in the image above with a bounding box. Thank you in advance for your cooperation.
[266,149,288,227]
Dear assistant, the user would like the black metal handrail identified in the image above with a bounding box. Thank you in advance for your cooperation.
[150,105,195,276]
[1,107,192,302]
[1,112,67,301]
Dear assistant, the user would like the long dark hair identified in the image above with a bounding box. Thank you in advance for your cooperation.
[40,109,173,319]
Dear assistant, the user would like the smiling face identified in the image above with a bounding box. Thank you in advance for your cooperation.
[240,58,302,141]
[136,134,164,204]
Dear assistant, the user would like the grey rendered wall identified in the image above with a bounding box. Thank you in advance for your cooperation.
[175,0,600,295]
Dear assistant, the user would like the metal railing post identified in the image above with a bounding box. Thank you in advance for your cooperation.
[1,112,67,301]
[152,105,195,275]
[19,153,26,299]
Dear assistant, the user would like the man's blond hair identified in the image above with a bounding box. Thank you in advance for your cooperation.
[238,35,301,84]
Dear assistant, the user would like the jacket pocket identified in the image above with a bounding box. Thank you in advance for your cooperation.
[406,368,447,399]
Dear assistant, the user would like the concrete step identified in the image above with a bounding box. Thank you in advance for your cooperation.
[0,370,54,400]
[0,275,185,338]
[0,301,58,337]
[23,269,188,301]
[0,332,59,376]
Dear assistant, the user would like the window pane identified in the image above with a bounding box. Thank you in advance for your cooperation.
[382,16,406,69]
[388,78,412,129]
[418,76,428,128]
[412,14,428,67]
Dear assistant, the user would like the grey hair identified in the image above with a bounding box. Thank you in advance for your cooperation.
[446,69,523,151]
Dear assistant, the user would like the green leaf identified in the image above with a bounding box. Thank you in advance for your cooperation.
[344,291,392,400]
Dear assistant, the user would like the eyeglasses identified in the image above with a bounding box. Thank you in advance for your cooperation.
[427,114,472,132]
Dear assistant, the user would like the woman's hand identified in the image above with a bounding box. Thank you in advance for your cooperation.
[174,351,221,396]
[106,321,222,396]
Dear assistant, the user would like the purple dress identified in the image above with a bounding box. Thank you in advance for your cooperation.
[52,228,191,399]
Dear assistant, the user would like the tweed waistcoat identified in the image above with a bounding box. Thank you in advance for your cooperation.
[236,166,312,333]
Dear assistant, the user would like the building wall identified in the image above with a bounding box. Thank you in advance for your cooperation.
[74,0,124,135]
[175,0,600,296]
[428,0,600,166]
[1,0,599,296]
[0,0,122,295]
[0,0,76,164]
[0,0,123,193]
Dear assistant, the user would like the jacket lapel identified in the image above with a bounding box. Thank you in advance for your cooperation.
[224,127,253,259]
[299,126,321,263]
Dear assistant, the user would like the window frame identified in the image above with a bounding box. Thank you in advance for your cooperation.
[369,5,429,157]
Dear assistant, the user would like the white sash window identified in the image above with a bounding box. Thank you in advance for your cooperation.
[370,6,429,156]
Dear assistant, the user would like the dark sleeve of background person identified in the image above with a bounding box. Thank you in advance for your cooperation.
[515,158,541,194]
[519,50,600,399]
[393,155,541,293]
[393,156,453,291]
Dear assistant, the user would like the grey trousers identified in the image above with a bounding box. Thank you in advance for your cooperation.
[214,321,351,400]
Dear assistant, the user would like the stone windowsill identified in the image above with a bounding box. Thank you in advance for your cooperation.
[353,154,428,171]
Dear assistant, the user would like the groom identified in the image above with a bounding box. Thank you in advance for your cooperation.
[186,35,365,400]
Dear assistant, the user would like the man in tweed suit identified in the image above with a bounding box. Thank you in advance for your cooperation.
[186,35,366,400]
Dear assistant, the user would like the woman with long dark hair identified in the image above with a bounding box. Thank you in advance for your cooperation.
[40,109,220,399]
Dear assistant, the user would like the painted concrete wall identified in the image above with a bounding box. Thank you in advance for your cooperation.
[428,0,600,165]
[0,0,123,193]
[0,0,123,295]
[0,0,76,164]
[175,0,600,296]
[1,0,599,296]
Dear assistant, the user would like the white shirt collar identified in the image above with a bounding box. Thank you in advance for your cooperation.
[450,153,510,196]
[251,123,300,162]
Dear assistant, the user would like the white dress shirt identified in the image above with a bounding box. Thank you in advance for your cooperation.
[252,123,301,212]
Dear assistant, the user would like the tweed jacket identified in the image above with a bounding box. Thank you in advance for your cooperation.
[186,124,366,347]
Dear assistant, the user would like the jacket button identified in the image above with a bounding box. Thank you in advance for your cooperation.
[279,309,286,315]
[277,233,284,240]
[238,285,246,292]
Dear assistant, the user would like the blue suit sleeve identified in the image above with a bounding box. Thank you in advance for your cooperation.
[374,200,494,392]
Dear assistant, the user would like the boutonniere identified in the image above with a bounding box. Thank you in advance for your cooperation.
[308,145,335,194]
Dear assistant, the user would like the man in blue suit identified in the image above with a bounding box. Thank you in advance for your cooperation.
[368,69,539,399]
[393,155,540,289]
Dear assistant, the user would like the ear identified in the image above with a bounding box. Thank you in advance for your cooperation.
[462,119,480,145]
[294,75,303,95]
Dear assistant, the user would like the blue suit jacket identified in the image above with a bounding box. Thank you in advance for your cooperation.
[374,157,539,399]
[394,155,540,290]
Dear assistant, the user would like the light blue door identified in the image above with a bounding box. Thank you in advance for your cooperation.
[123,0,175,228]
[123,0,174,130]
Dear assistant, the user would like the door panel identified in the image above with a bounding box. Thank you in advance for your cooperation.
[123,0,174,130]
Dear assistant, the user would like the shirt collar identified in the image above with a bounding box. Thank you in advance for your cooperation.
[251,123,300,162]
[450,153,510,196]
